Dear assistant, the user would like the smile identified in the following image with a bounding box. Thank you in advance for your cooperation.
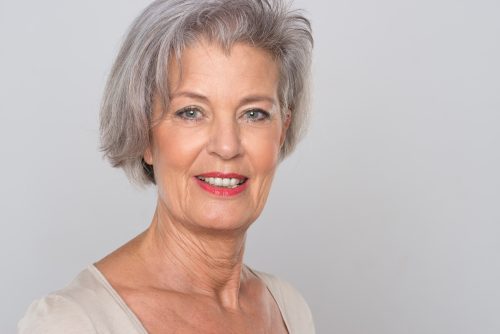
[194,172,249,196]
[196,176,246,188]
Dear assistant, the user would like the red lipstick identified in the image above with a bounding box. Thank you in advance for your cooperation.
[194,172,248,197]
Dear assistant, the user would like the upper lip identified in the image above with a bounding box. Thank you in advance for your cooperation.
[196,172,248,180]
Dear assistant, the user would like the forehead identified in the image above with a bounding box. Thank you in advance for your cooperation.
[166,40,280,99]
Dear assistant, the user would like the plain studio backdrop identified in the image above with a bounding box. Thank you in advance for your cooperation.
[1,0,499,333]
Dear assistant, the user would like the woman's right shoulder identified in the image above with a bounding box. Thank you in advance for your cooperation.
[17,293,96,334]
[18,265,108,334]
[18,265,146,334]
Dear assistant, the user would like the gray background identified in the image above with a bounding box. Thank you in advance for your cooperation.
[1,0,499,333]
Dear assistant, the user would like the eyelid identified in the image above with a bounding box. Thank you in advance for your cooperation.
[176,105,202,112]
[175,105,204,120]
[242,108,271,121]
[245,107,268,113]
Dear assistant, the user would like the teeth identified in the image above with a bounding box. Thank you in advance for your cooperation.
[197,176,245,188]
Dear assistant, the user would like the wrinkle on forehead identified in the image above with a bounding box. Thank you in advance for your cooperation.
[167,38,277,93]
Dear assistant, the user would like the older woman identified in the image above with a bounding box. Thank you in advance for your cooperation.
[19,0,313,333]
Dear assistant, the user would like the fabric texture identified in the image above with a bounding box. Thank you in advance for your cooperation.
[18,264,315,334]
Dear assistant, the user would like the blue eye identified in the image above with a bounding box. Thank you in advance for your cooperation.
[244,109,270,122]
[176,106,203,120]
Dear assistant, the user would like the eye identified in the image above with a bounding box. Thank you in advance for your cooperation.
[175,106,203,121]
[243,108,270,122]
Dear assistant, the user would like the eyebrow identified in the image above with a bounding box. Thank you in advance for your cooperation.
[240,95,278,106]
[170,91,209,103]
[170,91,278,107]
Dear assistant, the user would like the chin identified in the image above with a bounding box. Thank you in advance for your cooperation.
[188,207,258,234]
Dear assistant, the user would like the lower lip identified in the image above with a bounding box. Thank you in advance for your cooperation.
[194,177,249,197]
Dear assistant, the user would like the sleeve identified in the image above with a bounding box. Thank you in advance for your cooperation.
[17,294,97,334]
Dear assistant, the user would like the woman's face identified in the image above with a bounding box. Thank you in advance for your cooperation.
[144,40,289,233]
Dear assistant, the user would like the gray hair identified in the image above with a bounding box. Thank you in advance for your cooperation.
[100,0,313,185]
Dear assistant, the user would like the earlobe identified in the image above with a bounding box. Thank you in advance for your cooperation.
[280,111,292,147]
[143,146,153,165]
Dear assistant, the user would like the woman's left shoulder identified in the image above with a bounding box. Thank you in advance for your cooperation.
[248,267,316,333]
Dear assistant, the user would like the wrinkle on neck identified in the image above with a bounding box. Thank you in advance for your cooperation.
[137,203,251,310]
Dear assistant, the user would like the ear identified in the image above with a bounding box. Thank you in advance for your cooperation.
[143,145,153,165]
[280,110,292,148]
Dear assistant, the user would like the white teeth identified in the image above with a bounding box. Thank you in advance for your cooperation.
[215,178,223,186]
[197,176,245,188]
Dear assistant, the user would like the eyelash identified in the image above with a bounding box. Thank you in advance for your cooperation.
[174,107,271,122]
[243,108,271,122]
[175,106,203,121]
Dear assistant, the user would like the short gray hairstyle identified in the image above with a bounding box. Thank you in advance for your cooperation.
[100,0,313,185]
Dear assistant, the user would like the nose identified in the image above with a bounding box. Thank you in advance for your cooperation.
[206,116,243,160]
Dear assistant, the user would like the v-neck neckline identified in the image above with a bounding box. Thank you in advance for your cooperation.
[88,263,290,334]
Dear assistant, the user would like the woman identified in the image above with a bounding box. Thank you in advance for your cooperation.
[19,0,314,333]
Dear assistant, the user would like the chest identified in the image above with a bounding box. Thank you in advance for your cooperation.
[121,290,289,334]
[140,312,289,334]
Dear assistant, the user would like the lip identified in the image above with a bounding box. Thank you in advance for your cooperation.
[194,171,249,197]
[196,172,247,179]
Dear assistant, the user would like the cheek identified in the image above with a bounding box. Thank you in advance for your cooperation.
[242,127,282,220]
[151,125,206,186]
[244,125,282,174]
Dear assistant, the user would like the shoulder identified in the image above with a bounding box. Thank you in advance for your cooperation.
[18,265,142,333]
[18,293,96,334]
[250,268,316,334]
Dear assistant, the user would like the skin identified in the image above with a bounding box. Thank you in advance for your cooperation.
[95,39,290,334]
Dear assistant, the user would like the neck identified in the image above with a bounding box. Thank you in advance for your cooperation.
[137,202,250,309]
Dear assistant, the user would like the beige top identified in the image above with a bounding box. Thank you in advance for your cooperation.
[18,264,315,334]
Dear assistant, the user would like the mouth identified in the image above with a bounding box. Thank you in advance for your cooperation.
[195,175,247,189]
[194,172,249,196]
